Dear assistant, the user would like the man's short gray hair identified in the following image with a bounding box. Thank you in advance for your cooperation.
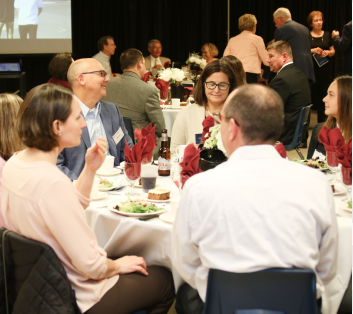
[273,7,291,19]
[148,39,161,48]
[267,40,293,59]
[224,85,284,144]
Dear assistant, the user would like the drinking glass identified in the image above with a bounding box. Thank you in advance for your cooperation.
[151,68,158,78]
[124,162,141,196]
[160,90,168,106]
[341,166,352,200]
[326,151,340,183]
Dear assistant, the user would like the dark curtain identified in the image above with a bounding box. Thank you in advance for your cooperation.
[0,0,351,95]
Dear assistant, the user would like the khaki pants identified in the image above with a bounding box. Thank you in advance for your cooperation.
[0,21,14,38]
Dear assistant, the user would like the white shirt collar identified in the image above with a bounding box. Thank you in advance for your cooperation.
[277,61,294,74]
[98,51,110,61]
[75,95,101,118]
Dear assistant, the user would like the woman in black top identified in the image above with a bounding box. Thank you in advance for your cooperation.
[307,11,335,123]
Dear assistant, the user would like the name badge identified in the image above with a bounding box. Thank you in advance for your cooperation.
[112,127,124,145]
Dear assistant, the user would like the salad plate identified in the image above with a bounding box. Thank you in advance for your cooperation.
[143,198,170,203]
[109,206,166,217]
[293,158,328,171]
[99,180,122,191]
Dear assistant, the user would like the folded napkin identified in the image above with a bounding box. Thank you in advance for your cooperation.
[180,144,202,188]
[318,126,345,152]
[124,139,143,163]
[164,61,170,68]
[155,78,169,92]
[201,115,215,143]
[134,123,157,142]
[337,138,352,168]
[134,123,157,164]
[275,142,287,158]
[142,72,151,82]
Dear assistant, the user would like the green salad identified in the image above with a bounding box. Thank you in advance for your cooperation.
[114,196,162,213]
[348,200,352,209]
[99,181,113,188]
[293,158,328,169]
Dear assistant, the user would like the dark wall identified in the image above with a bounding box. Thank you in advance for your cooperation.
[0,0,351,95]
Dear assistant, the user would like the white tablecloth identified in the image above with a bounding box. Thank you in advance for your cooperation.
[162,108,182,137]
[85,170,351,313]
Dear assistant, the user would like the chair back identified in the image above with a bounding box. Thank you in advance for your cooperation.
[203,268,317,314]
[0,228,80,314]
[123,116,135,143]
[284,104,312,151]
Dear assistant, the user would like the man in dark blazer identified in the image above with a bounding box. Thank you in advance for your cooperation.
[332,21,352,75]
[56,58,133,180]
[267,41,311,145]
[273,7,315,83]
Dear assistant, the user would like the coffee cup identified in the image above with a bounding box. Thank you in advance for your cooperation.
[176,144,187,162]
[172,98,180,106]
[90,177,100,198]
[141,164,158,193]
[98,155,115,173]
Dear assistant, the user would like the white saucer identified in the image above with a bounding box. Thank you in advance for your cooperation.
[96,168,122,176]
[143,198,170,203]
[159,212,174,224]
[90,192,108,201]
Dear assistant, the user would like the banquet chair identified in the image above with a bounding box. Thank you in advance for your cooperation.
[284,104,313,159]
[203,268,317,314]
[123,116,135,143]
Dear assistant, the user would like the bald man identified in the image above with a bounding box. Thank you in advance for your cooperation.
[56,58,133,180]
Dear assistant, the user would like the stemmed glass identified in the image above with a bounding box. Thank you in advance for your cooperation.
[151,67,158,79]
[326,151,340,183]
[160,90,168,106]
[124,162,141,196]
[341,166,352,201]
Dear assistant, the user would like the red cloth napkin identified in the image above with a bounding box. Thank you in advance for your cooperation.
[201,116,215,143]
[337,138,352,168]
[164,61,170,68]
[134,123,157,142]
[180,144,202,188]
[275,142,287,158]
[318,126,345,152]
[142,72,151,82]
[133,123,157,164]
[124,139,143,163]
[155,78,169,92]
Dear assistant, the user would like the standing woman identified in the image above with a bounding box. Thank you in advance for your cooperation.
[0,93,22,228]
[308,11,335,123]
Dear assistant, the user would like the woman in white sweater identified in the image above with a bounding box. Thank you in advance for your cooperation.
[170,57,246,155]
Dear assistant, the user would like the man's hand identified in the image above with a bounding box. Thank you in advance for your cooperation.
[332,30,339,39]
[115,256,148,276]
[85,137,107,173]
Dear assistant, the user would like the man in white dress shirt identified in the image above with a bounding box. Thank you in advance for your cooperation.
[14,0,43,39]
[92,36,116,77]
[144,39,171,71]
[173,84,338,314]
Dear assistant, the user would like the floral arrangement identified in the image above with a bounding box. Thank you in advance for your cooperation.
[203,125,227,157]
[159,68,185,85]
[186,53,207,69]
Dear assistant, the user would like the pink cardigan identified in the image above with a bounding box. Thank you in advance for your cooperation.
[0,156,7,228]
[1,155,118,312]
[224,30,269,74]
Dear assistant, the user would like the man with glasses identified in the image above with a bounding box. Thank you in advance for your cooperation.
[56,58,133,180]
[273,7,315,83]
[173,84,337,314]
[92,36,117,77]
[144,39,171,71]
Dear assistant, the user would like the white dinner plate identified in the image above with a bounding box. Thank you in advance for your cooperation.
[99,181,122,191]
[90,192,108,201]
[143,198,170,203]
[96,168,122,176]
[108,205,166,217]
[159,212,174,224]
[333,185,347,196]
[339,200,352,213]
[294,159,328,171]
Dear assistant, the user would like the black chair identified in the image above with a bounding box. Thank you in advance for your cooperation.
[203,268,317,314]
[307,122,326,159]
[284,104,313,159]
[123,116,135,143]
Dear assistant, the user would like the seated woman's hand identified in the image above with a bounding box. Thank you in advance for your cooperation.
[85,137,108,173]
[115,256,148,276]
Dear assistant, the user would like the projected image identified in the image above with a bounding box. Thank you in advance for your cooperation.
[0,0,71,39]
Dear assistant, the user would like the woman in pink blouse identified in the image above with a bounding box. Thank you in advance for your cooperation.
[224,14,269,84]
[0,93,23,229]
[1,84,174,314]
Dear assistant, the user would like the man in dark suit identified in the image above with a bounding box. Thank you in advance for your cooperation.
[332,21,352,75]
[273,7,315,83]
[267,41,311,145]
[56,58,133,180]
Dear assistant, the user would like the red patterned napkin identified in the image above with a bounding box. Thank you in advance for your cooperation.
[337,138,352,168]
[155,78,169,92]
[180,144,202,188]
[201,116,215,143]
[164,61,170,68]
[318,126,345,152]
[275,142,287,158]
[124,139,143,163]
[142,72,151,82]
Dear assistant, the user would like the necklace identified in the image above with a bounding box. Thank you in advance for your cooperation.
[311,32,324,42]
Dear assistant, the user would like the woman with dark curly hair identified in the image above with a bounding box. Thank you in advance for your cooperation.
[48,52,73,90]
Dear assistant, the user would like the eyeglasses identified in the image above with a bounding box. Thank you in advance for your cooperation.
[213,112,239,126]
[205,81,230,90]
[81,70,107,78]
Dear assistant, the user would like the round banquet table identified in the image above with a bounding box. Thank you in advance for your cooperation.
[85,167,351,313]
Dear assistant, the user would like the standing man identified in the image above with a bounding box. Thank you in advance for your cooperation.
[0,0,15,38]
[173,84,337,314]
[144,39,171,71]
[102,48,166,157]
[56,58,133,180]
[14,0,43,39]
[332,21,352,75]
[267,41,311,145]
[273,7,315,83]
[92,36,116,77]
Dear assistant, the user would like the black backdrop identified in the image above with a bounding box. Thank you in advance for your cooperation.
[0,0,351,95]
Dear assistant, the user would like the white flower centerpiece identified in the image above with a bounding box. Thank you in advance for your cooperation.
[203,124,228,157]
[186,53,207,69]
[159,67,185,85]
